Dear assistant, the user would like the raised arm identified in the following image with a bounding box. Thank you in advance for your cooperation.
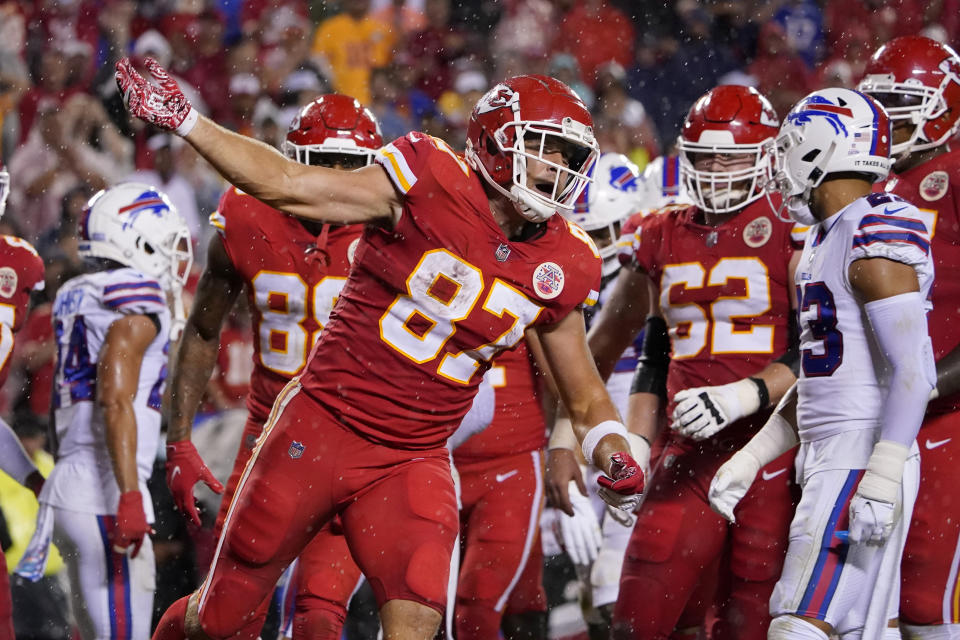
[115,58,400,226]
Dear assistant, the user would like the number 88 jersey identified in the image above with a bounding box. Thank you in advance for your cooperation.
[299,132,602,450]
[210,188,363,423]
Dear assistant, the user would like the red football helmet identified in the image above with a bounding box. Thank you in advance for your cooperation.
[678,85,780,214]
[858,36,960,156]
[465,75,599,222]
[282,94,383,167]
[0,163,8,219]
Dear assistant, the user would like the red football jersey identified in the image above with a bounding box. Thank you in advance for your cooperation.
[885,149,960,415]
[453,342,547,462]
[211,188,363,422]
[299,133,602,449]
[627,201,795,449]
[0,235,45,387]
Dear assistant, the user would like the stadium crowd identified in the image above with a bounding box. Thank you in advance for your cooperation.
[1,0,960,639]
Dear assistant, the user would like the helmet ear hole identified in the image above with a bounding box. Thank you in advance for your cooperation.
[802,149,821,162]
[485,134,498,157]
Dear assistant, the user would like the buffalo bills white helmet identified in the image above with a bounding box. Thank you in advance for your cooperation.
[568,152,642,277]
[78,182,193,291]
[773,88,893,223]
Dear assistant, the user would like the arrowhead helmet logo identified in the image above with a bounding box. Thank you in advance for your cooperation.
[476,84,519,115]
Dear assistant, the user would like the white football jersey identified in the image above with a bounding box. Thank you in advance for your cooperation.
[795,193,934,441]
[46,267,171,516]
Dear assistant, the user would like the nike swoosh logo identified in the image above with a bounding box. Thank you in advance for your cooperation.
[925,438,951,450]
[496,470,519,483]
[883,206,909,215]
[170,466,181,482]
[761,468,788,481]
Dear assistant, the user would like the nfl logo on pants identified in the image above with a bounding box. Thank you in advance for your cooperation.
[288,441,305,459]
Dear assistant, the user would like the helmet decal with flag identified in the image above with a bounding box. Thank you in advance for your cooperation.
[465,75,600,223]
[858,35,960,157]
[282,94,383,167]
[772,88,892,224]
[678,85,780,215]
[568,152,643,277]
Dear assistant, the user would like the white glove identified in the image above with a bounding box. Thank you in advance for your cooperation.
[557,480,603,566]
[672,379,763,440]
[847,440,909,546]
[708,449,761,523]
[848,495,897,545]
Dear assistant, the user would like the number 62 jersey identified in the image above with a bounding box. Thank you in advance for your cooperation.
[298,132,602,450]
[795,193,934,440]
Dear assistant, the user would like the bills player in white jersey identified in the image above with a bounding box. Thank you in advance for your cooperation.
[709,88,935,640]
[545,152,646,637]
[17,183,192,640]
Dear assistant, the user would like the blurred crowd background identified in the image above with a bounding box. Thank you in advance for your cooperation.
[1,0,959,638]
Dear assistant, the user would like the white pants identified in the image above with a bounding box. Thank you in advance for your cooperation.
[771,431,919,637]
[586,466,633,608]
[53,507,155,640]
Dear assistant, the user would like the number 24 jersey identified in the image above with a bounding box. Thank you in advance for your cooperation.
[298,132,602,450]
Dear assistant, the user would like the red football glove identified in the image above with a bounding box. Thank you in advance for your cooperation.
[113,491,153,558]
[596,452,646,513]
[115,57,197,134]
[165,441,224,527]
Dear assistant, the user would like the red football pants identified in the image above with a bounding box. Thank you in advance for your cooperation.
[612,446,796,640]
[455,450,546,640]
[901,409,960,625]
[215,410,363,640]
[0,552,13,640]
[195,384,457,639]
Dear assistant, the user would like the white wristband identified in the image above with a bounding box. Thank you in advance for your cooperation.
[858,440,910,504]
[740,412,798,467]
[581,420,628,467]
[175,107,199,137]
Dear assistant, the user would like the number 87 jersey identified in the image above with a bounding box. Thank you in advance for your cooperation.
[210,187,363,424]
[298,132,602,450]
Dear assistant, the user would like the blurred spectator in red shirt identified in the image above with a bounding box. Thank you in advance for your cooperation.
[406,0,467,100]
[554,0,634,84]
[823,0,930,57]
[240,0,309,39]
[258,8,313,97]
[181,9,231,122]
[17,47,81,145]
[747,21,813,119]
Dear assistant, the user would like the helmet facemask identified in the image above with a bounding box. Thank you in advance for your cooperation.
[282,138,376,169]
[679,134,774,215]
[0,168,8,219]
[860,72,956,157]
[470,114,598,223]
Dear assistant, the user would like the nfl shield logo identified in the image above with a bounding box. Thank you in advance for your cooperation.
[495,243,511,262]
[288,441,305,459]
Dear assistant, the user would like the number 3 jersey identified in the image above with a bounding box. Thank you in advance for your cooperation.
[210,187,363,423]
[48,267,171,516]
[623,200,796,450]
[795,193,934,441]
[298,132,602,450]
[0,235,45,386]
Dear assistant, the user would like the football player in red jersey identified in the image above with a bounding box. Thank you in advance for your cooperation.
[453,343,548,639]
[0,163,46,639]
[116,59,645,640]
[859,36,960,640]
[164,94,380,640]
[587,85,802,639]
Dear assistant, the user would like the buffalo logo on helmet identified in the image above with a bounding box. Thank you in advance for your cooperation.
[787,96,853,136]
[919,170,949,201]
[532,262,564,300]
[743,216,773,248]
[0,267,17,298]
[608,165,641,192]
[288,440,305,459]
